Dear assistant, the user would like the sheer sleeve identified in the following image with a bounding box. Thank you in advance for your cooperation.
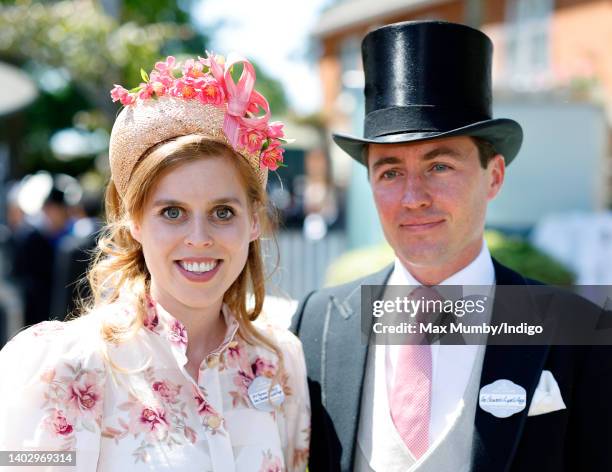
[0,319,107,471]
[275,329,311,472]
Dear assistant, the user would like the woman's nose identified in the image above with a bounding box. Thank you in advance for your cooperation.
[184,218,213,248]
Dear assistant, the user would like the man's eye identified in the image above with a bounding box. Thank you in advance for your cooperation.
[213,206,234,220]
[381,169,399,180]
[432,164,450,172]
[162,207,183,219]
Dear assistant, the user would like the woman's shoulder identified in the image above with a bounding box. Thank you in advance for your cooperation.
[4,315,97,353]
[0,311,116,452]
[0,301,133,370]
[253,317,302,353]
[250,318,305,375]
[251,296,301,350]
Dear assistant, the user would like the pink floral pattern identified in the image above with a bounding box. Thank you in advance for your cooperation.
[193,384,225,434]
[143,298,159,332]
[259,449,284,472]
[168,319,188,346]
[67,371,102,414]
[44,409,74,436]
[0,301,310,470]
[152,379,181,403]
[37,360,105,451]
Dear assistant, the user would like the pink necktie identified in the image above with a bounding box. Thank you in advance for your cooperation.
[388,287,435,459]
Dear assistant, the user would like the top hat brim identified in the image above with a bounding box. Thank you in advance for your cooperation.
[333,118,523,167]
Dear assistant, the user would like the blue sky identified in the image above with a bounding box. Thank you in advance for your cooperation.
[192,0,330,115]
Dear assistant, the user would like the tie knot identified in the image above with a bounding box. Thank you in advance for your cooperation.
[410,285,444,301]
[409,286,445,324]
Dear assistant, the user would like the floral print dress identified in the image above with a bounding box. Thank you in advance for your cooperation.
[0,297,310,471]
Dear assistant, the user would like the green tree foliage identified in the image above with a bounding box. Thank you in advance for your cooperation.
[0,0,288,175]
[0,0,189,119]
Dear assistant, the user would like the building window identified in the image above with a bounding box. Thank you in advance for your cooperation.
[505,0,554,90]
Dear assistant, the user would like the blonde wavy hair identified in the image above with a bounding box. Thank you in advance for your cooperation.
[80,134,282,365]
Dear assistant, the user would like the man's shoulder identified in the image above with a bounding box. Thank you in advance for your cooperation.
[291,265,392,332]
[305,265,392,308]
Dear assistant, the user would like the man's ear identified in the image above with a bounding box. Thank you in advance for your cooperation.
[129,219,142,244]
[486,154,506,201]
[249,210,261,242]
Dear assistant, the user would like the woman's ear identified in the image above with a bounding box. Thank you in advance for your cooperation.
[129,219,142,244]
[249,210,261,242]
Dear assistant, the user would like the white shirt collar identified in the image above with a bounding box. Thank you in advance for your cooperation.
[389,239,495,287]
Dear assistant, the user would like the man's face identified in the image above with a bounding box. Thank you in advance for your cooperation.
[367,136,505,275]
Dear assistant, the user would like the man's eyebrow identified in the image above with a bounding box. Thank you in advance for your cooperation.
[370,156,402,172]
[423,146,464,160]
[369,146,465,172]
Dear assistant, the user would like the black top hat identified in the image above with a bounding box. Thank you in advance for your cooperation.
[333,21,523,165]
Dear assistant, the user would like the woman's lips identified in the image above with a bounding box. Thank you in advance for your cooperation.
[175,260,222,283]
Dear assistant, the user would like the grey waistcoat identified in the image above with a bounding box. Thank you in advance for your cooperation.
[355,342,486,472]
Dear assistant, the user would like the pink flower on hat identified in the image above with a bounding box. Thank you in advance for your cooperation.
[199,77,225,106]
[260,143,284,171]
[239,127,267,154]
[150,69,173,91]
[109,51,290,174]
[154,55,176,75]
[203,52,226,88]
[110,85,136,106]
[172,77,199,99]
[267,122,285,139]
[182,58,205,78]
[138,82,155,100]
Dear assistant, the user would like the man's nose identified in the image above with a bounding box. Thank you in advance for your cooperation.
[400,175,432,209]
[184,217,213,248]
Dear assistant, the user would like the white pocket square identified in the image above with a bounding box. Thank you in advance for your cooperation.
[527,370,567,416]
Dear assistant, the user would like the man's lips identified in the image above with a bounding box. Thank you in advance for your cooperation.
[399,219,445,230]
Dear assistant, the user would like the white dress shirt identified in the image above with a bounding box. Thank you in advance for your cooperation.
[385,240,495,448]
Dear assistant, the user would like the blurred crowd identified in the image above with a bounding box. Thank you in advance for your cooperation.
[0,172,102,342]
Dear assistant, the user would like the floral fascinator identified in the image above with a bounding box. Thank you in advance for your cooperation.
[108,52,288,196]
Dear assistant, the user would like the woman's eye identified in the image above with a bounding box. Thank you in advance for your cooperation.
[213,206,234,221]
[162,207,183,219]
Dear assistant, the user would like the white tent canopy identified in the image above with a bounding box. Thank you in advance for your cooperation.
[0,61,37,117]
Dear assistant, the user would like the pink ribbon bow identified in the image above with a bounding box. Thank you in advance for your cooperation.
[216,53,271,150]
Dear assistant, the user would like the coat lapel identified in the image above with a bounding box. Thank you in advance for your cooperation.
[323,266,392,472]
[471,260,551,472]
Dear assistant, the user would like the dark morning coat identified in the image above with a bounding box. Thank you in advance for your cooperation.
[291,260,612,472]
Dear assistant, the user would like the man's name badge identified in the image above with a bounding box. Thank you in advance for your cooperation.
[248,375,285,412]
[479,379,527,418]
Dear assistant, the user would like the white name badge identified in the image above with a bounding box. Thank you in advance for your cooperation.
[248,375,285,412]
[479,379,527,418]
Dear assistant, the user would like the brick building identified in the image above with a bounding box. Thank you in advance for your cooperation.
[315,0,612,135]
[312,0,612,247]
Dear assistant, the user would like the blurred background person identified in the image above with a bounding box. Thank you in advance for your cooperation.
[50,188,103,318]
[6,175,55,327]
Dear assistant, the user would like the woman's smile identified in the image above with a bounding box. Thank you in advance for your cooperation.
[175,259,222,283]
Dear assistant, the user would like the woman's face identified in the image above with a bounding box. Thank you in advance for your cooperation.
[130,156,259,315]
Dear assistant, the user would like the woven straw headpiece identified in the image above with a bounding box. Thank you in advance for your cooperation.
[108,52,287,197]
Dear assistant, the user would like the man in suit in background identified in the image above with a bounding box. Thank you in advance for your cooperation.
[292,20,612,471]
